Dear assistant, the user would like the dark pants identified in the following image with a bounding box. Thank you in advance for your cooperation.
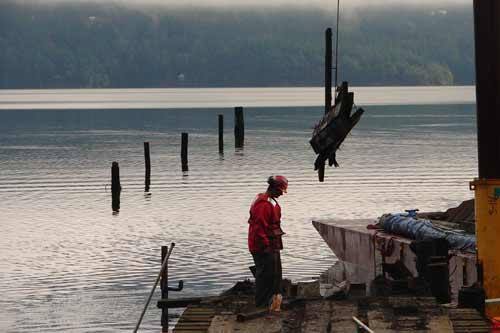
[252,251,282,307]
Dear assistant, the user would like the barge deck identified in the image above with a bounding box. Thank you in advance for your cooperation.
[168,294,488,332]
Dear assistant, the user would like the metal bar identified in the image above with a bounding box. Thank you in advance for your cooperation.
[133,242,175,333]
[161,246,169,331]
[352,316,375,333]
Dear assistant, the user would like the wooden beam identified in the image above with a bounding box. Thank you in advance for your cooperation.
[157,297,204,308]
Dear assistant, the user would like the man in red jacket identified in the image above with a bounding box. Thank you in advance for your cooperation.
[248,175,288,308]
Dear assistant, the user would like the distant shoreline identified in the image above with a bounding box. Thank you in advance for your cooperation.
[0,86,475,110]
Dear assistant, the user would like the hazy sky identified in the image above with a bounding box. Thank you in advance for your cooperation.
[21,0,472,8]
[111,0,470,4]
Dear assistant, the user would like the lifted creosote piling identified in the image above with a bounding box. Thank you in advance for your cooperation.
[318,27,333,183]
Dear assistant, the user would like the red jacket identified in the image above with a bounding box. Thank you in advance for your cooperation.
[248,193,284,254]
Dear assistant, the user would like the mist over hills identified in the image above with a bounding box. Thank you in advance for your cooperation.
[0,1,474,88]
[6,0,471,9]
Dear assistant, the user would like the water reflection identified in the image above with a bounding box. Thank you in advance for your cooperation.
[234,148,245,157]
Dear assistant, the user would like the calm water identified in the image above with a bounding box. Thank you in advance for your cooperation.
[0,89,477,332]
[0,86,475,110]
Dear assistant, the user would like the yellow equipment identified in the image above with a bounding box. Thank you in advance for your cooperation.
[470,179,500,317]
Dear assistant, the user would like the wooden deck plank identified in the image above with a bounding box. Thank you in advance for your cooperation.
[449,308,490,333]
[173,306,215,333]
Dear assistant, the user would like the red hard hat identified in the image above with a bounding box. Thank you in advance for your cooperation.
[268,175,288,193]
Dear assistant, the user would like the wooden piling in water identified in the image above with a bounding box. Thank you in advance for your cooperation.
[144,142,151,192]
[234,107,244,148]
[111,161,121,212]
[181,133,188,172]
[218,114,224,154]
[160,245,169,332]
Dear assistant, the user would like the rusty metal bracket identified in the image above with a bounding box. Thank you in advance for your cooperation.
[168,280,184,292]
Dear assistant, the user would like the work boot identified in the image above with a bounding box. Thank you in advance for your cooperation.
[269,294,282,312]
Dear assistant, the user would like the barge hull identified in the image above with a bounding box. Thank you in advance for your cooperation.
[312,218,477,300]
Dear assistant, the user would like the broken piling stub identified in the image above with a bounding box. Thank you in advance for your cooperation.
[144,142,151,192]
[218,114,224,154]
[181,133,188,172]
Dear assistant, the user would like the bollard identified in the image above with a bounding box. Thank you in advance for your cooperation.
[111,161,121,212]
[234,107,244,148]
[181,133,188,172]
[144,142,151,192]
[218,114,224,154]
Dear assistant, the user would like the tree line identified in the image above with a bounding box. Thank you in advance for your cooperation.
[0,2,474,89]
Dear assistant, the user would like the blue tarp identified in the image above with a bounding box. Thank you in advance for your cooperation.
[378,213,476,253]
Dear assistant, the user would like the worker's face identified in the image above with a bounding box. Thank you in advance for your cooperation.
[269,187,283,198]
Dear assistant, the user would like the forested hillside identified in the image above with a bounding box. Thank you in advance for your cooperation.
[0,2,474,88]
